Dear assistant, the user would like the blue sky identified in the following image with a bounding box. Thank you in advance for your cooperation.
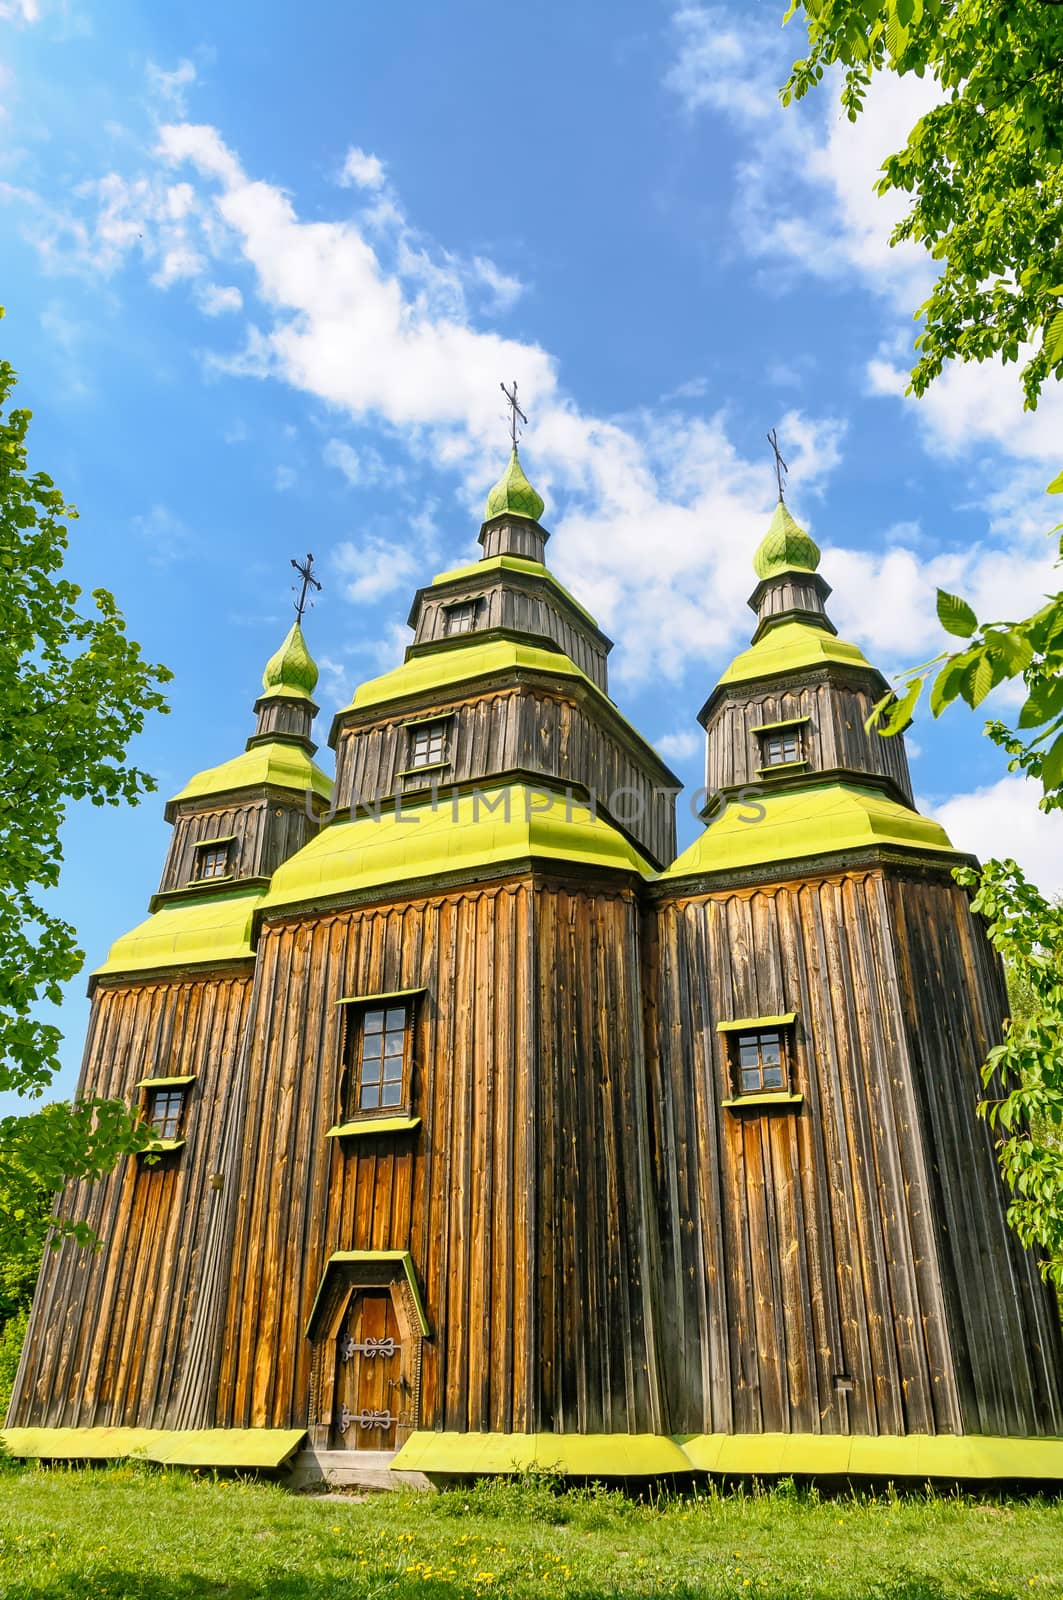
[2,0,1060,1099]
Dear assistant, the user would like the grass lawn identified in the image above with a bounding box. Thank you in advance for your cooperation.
[1,1466,1062,1599]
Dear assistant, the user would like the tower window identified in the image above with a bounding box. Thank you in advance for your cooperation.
[444,600,478,636]
[761,729,802,766]
[407,720,450,769]
[344,1001,413,1116]
[146,1087,187,1141]
[730,1028,790,1096]
[193,840,232,881]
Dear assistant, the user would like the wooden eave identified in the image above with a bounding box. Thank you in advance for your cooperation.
[698,657,891,729]
[645,842,977,904]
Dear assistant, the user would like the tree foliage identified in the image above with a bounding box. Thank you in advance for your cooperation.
[0,307,171,1259]
[783,0,1063,409]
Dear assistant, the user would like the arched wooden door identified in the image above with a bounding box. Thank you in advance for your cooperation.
[331,1289,404,1451]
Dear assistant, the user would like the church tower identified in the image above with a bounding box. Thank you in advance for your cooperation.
[7,451,1063,1484]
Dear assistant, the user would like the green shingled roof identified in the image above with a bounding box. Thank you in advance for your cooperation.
[94,886,264,977]
[259,620,318,702]
[484,449,545,524]
[663,782,956,881]
[753,501,821,580]
[260,783,652,914]
[717,620,873,688]
[168,739,332,808]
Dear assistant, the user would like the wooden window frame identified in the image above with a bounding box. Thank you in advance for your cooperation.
[192,838,233,883]
[146,1085,187,1140]
[728,1026,790,1096]
[406,718,451,772]
[760,729,802,766]
[339,993,419,1122]
[443,598,480,636]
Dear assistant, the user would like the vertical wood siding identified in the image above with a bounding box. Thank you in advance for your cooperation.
[414,576,609,689]
[160,800,318,894]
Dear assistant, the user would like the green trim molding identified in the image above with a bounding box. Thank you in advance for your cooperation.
[326,1116,422,1139]
[718,621,873,689]
[717,1013,797,1033]
[391,1430,1063,1481]
[134,1074,197,1090]
[722,1093,804,1112]
[168,739,331,809]
[306,1250,430,1339]
[664,783,956,882]
[0,1427,306,1469]
[335,987,427,1007]
[751,716,811,735]
[139,1138,185,1155]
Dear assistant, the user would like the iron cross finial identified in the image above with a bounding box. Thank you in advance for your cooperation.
[500,379,528,451]
[767,427,789,502]
[290,552,322,620]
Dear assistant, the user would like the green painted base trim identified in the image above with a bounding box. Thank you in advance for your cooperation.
[392,1432,691,1476]
[677,1432,1063,1480]
[326,1116,421,1139]
[756,762,810,778]
[139,1138,185,1154]
[334,987,426,1007]
[390,1431,1063,1480]
[306,1250,430,1338]
[716,1013,797,1032]
[750,716,811,735]
[0,1427,306,1469]
[135,1074,196,1090]
[722,1092,803,1111]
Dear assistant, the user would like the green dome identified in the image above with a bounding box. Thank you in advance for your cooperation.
[753,501,821,581]
[484,449,545,524]
[260,620,318,702]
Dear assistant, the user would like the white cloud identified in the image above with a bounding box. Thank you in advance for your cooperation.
[130,503,192,566]
[197,282,242,315]
[333,537,418,604]
[274,465,296,491]
[656,728,701,763]
[930,777,1063,899]
[147,59,197,114]
[0,0,42,21]
[472,256,523,314]
[339,146,386,191]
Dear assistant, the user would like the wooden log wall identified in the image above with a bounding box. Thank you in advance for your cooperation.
[704,676,913,801]
[8,971,254,1428]
[885,872,1063,1435]
[334,686,677,869]
[159,797,318,895]
[753,575,828,626]
[205,876,664,1437]
[643,869,963,1438]
[412,576,609,688]
[252,699,315,741]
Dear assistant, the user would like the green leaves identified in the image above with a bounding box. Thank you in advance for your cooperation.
[936,587,977,637]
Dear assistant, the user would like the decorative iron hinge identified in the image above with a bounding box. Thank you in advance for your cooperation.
[339,1405,398,1434]
[339,1334,398,1362]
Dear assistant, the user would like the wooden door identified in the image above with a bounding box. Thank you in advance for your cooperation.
[331,1290,403,1451]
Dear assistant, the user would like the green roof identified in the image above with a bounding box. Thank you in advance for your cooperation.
[350,636,589,712]
[0,1427,306,1468]
[753,500,821,580]
[431,554,599,628]
[94,886,265,977]
[663,783,956,881]
[259,620,318,702]
[717,620,873,688]
[260,783,652,914]
[169,739,332,807]
[484,448,545,524]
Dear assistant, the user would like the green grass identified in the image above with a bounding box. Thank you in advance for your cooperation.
[1,1466,1062,1599]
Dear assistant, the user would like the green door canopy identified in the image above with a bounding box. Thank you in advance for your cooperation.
[0,1426,306,1469]
[664,782,956,881]
[168,739,332,809]
[94,886,264,979]
[260,783,653,915]
[717,620,873,689]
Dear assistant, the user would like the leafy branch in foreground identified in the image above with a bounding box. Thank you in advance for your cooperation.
[957,859,1063,1285]
[0,307,172,1259]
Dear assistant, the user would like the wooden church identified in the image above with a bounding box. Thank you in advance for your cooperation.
[7,437,1063,1483]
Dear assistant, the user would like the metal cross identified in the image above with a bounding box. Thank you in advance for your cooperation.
[766,428,789,501]
[290,553,322,620]
[500,379,528,450]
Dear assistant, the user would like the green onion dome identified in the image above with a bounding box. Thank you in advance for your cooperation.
[753,500,821,580]
[260,620,318,702]
[484,448,546,524]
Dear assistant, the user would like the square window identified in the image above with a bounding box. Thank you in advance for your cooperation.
[761,730,802,767]
[147,1087,186,1141]
[345,1002,413,1115]
[408,721,450,769]
[193,841,231,881]
[444,601,478,636]
[730,1027,793,1097]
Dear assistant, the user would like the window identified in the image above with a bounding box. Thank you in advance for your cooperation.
[147,1087,186,1140]
[349,1004,411,1113]
[444,600,478,636]
[731,1028,789,1096]
[193,840,231,881]
[761,729,802,767]
[407,720,449,769]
